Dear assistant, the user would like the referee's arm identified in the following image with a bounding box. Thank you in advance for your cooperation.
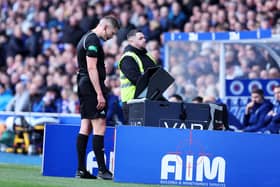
[87,56,105,110]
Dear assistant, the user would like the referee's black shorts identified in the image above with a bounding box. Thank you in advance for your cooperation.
[77,75,107,119]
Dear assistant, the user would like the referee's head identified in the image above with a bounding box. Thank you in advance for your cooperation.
[96,16,120,41]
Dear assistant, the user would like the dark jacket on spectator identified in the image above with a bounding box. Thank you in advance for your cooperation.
[243,99,273,132]
[79,15,99,33]
[168,11,187,30]
[260,101,280,133]
[25,28,41,57]
[62,24,84,46]
[117,23,135,46]
[6,35,27,57]
[106,92,124,126]
[264,101,280,124]
[0,42,6,68]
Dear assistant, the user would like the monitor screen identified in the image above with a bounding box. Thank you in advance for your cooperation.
[134,67,174,100]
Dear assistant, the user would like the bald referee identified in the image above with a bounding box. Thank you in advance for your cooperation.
[75,16,120,180]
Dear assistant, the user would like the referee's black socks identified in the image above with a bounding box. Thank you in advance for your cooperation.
[93,135,106,173]
[76,134,88,171]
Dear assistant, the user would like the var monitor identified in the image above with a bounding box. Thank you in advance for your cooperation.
[134,66,174,100]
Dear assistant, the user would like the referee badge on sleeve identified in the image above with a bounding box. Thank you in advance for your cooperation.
[88,45,98,52]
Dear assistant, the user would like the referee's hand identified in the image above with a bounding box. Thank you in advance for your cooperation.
[97,94,106,110]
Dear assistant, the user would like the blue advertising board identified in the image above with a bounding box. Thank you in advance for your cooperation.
[114,126,280,186]
[226,79,280,97]
[0,112,81,126]
[42,124,115,177]
[164,29,271,42]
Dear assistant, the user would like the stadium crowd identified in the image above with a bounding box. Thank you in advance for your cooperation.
[0,0,280,129]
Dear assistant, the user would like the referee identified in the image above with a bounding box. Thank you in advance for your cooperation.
[75,16,120,180]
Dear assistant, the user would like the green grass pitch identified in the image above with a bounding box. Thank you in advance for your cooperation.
[0,163,181,187]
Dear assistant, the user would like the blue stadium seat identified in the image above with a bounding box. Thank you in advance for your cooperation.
[229,97,240,107]
[220,98,228,105]
[236,107,246,123]
[224,97,248,125]
[229,106,239,117]
[239,97,249,106]
[268,97,274,103]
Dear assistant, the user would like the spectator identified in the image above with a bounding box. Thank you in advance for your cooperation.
[130,0,145,27]
[268,67,280,78]
[148,20,161,42]
[0,31,7,68]
[203,95,231,130]
[27,82,43,112]
[24,26,41,57]
[192,96,203,103]
[0,73,12,94]
[260,85,280,134]
[104,54,118,76]
[32,74,46,94]
[35,85,61,113]
[116,10,136,46]
[5,82,30,112]
[137,14,150,40]
[34,10,48,30]
[260,70,269,79]
[181,0,201,19]
[106,88,124,126]
[168,94,183,102]
[159,6,170,32]
[79,5,99,33]
[146,40,163,66]
[0,83,13,111]
[62,15,84,46]
[58,88,75,113]
[168,1,187,30]
[242,88,273,132]
[6,25,27,57]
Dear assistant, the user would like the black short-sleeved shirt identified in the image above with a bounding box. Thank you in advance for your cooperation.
[76,31,108,119]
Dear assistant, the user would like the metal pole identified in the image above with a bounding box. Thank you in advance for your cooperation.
[164,41,169,71]
[219,43,226,98]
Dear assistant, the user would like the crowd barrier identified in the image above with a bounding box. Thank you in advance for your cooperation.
[114,126,280,186]
[0,111,81,125]
[2,111,280,186]
[41,123,280,187]
[42,124,114,177]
